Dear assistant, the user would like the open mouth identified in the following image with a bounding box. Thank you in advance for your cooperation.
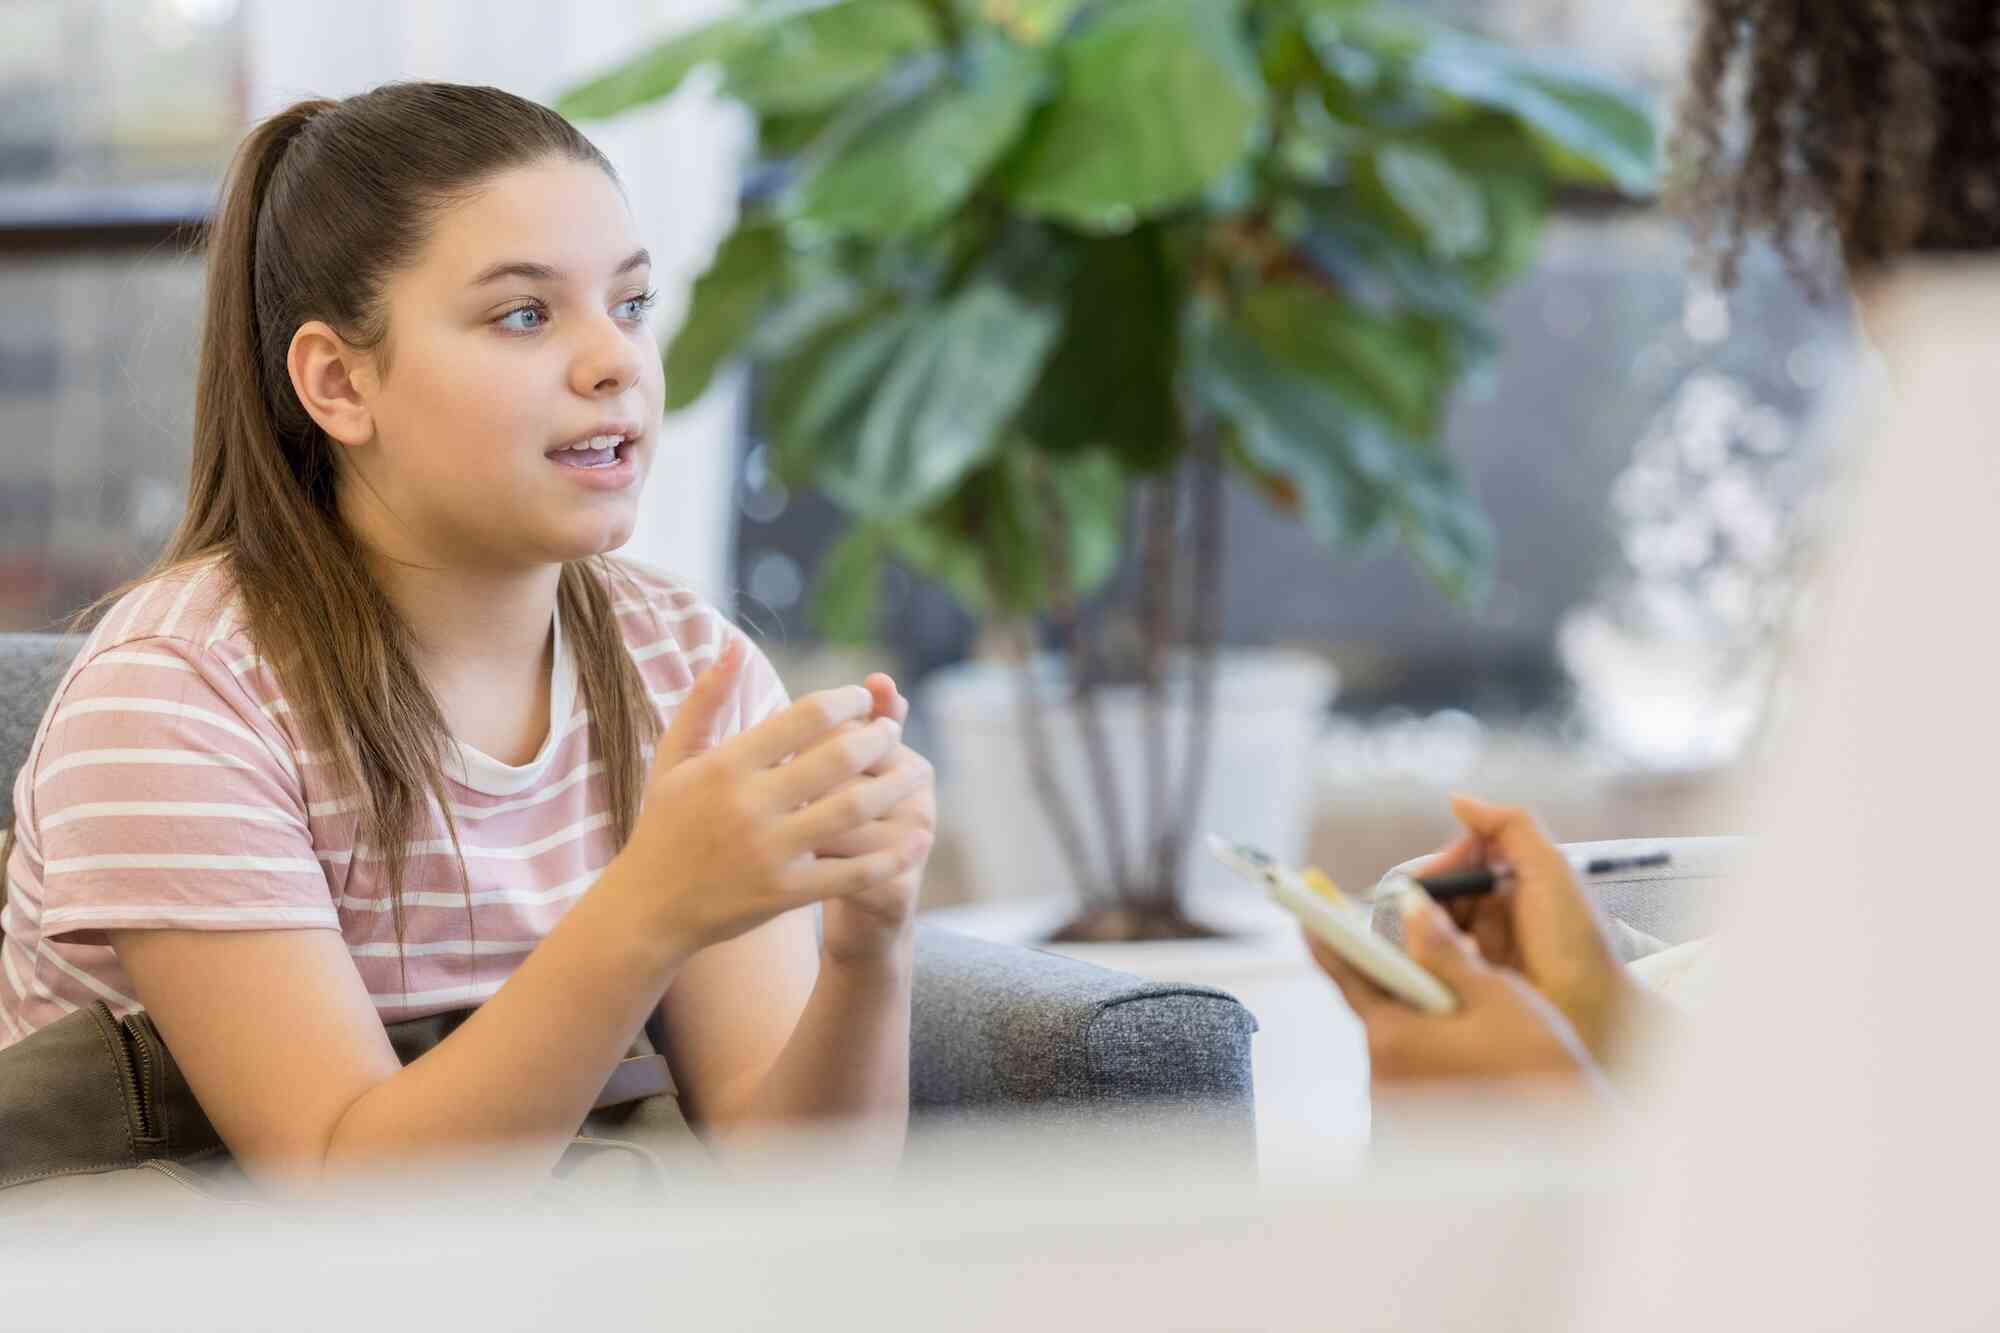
[547,433,631,470]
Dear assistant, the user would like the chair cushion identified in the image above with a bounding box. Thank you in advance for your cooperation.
[1,635,84,831]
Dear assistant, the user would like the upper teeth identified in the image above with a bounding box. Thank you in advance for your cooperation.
[566,435,623,451]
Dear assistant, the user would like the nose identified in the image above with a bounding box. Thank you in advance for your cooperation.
[571,311,645,399]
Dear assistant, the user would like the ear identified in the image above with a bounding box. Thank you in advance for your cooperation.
[287,320,376,448]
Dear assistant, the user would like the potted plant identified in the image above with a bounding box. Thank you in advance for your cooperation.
[560,0,1656,942]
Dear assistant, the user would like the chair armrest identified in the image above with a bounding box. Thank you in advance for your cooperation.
[909,925,1258,1155]
[1368,836,1752,951]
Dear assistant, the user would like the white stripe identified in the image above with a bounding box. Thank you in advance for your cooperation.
[157,562,215,638]
[50,698,299,785]
[39,945,139,1010]
[110,582,162,642]
[631,636,723,667]
[43,853,325,874]
[337,866,598,914]
[453,758,603,821]
[306,757,609,821]
[316,811,612,867]
[371,978,505,1012]
[87,651,195,673]
[261,699,292,718]
[39,801,307,833]
[205,600,241,647]
[612,597,710,621]
[649,687,692,711]
[0,942,30,1042]
[39,903,340,928]
[13,944,77,1018]
[2,855,45,910]
[227,654,264,676]
[34,747,261,786]
[349,938,538,959]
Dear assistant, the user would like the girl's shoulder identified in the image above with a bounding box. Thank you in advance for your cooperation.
[598,556,732,658]
[73,555,258,670]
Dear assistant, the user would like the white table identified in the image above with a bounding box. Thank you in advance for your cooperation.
[923,890,1373,1179]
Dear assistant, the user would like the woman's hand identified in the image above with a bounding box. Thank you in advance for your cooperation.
[814,674,936,966]
[1418,796,1637,1063]
[1312,889,1600,1088]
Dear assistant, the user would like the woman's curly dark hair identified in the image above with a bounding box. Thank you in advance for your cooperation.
[1672,0,2000,289]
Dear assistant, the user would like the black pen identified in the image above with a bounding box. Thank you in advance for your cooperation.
[1405,850,1673,902]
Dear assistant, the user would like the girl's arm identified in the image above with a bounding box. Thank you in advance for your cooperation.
[110,858,691,1189]
[104,654,917,1191]
[657,908,914,1171]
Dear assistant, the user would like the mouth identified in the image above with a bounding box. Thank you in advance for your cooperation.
[546,429,637,472]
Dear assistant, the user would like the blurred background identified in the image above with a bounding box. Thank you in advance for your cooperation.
[0,0,1850,910]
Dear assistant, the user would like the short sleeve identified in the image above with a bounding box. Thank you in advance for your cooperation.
[29,637,339,946]
[724,624,791,735]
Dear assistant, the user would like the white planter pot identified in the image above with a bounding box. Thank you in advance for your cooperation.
[921,649,1338,920]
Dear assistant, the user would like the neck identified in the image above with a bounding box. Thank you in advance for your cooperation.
[364,549,562,685]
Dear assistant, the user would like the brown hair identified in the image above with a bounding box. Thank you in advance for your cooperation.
[3,84,662,953]
[1672,0,2000,290]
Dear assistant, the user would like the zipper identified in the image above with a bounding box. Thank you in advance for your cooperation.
[104,1005,163,1147]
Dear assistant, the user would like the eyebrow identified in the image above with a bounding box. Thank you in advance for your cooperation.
[469,248,651,287]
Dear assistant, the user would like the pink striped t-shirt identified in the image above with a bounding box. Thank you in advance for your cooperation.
[0,554,789,1048]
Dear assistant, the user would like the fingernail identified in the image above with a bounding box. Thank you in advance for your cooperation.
[1400,884,1444,934]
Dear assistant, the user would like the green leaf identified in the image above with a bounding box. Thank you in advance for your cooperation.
[1020,229,1182,469]
[813,275,1063,516]
[556,14,752,121]
[1002,0,1266,231]
[662,220,790,412]
[1186,309,1391,549]
[966,0,1090,46]
[1294,207,1495,357]
[722,0,943,116]
[1235,284,1459,442]
[788,37,1050,237]
[810,524,890,642]
[1392,447,1493,602]
[1372,144,1486,260]
[1413,33,1658,195]
[1044,448,1129,595]
[766,305,919,481]
[1422,115,1552,286]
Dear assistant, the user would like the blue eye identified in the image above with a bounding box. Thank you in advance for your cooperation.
[616,290,660,322]
[496,303,547,332]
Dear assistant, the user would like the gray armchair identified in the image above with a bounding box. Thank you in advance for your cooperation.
[1,632,1257,1159]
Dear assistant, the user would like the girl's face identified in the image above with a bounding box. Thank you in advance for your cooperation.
[345,158,664,571]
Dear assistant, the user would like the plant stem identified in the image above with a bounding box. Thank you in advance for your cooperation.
[1035,464,1135,900]
[1002,615,1104,907]
[1164,422,1227,910]
[1138,469,1180,903]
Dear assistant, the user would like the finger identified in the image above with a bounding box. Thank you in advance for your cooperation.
[1306,932,1392,1018]
[721,684,877,773]
[1400,887,1488,992]
[1448,795,1572,885]
[779,738,928,846]
[811,811,935,867]
[864,673,907,726]
[657,636,744,764]
[811,786,933,858]
[1412,829,1486,880]
[786,846,918,904]
[1469,885,1517,965]
[760,716,903,813]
